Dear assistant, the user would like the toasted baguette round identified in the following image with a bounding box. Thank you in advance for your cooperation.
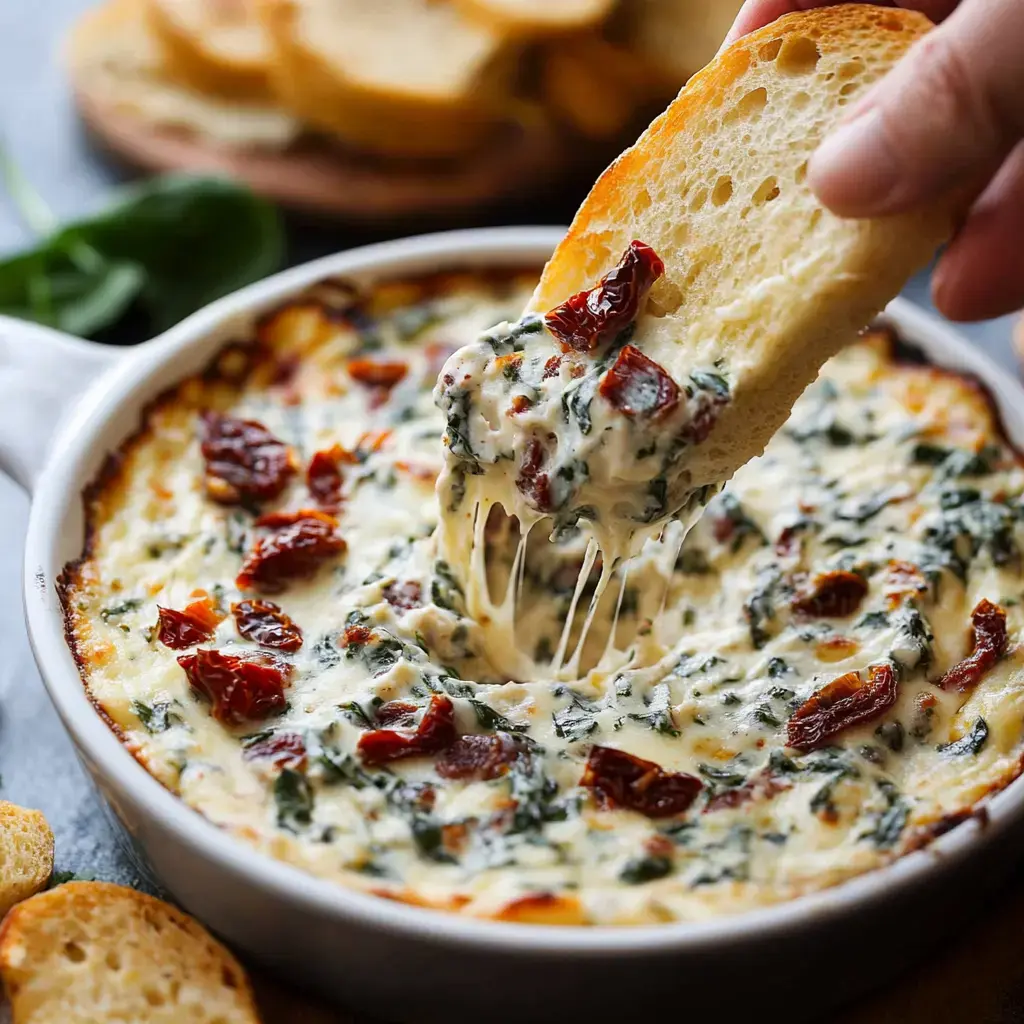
[144,0,274,98]
[454,0,613,37]
[542,31,660,139]
[624,0,746,87]
[529,5,954,493]
[68,0,301,149]
[0,882,261,1023]
[0,804,54,921]
[257,0,514,158]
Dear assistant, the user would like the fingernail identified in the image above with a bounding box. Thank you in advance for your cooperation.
[809,108,901,216]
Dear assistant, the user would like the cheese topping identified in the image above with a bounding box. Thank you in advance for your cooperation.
[62,267,1024,926]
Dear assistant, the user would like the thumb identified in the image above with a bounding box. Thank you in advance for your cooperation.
[809,0,1024,217]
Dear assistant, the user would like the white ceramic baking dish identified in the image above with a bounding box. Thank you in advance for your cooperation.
[3,227,1023,1022]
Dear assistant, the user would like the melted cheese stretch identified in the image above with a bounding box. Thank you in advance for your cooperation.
[63,268,1024,926]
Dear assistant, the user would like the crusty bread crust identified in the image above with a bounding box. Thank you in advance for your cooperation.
[0,882,261,1023]
[144,0,274,99]
[455,0,613,37]
[0,803,54,921]
[529,5,952,491]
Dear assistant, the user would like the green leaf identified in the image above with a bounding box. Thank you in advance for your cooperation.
[0,174,283,339]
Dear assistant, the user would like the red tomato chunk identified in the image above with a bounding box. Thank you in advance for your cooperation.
[200,411,295,505]
[178,648,290,725]
[357,695,457,765]
[598,344,680,420]
[581,746,702,818]
[545,241,665,353]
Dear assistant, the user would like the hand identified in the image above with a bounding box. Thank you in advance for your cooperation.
[725,1,1024,322]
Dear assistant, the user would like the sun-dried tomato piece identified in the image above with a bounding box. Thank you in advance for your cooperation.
[200,411,296,505]
[357,694,457,765]
[178,648,290,725]
[791,570,868,618]
[704,769,790,813]
[545,241,665,353]
[542,355,562,380]
[775,525,803,558]
[509,395,532,415]
[884,560,928,608]
[341,624,373,647]
[683,396,723,444]
[786,663,898,752]
[156,596,222,650]
[236,510,346,591]
[347,358,408,389]
[581,746,702,819]
[598,344,680,420]
[375,700,420,727]
[306,444,358,509]
[243,731,307,770]
[515,438,553,513]
[436,733,524,781]
[936,599,1008,692]
[383,580,422,611]
[232,599,303,652]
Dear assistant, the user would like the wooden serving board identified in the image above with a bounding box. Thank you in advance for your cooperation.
[75,91,583,226]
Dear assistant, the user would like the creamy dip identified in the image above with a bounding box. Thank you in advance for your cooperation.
[61,267,1024,925]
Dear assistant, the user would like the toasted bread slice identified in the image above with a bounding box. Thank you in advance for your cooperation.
[144,0,274,98]
[0,882,261,1023]
[257,0,515,158]
[542,31,660,139]
[528,5,953,499]
[624,0,745,86]
[455,0,613,37]
[0,803,54,920]
[68,0,300,148]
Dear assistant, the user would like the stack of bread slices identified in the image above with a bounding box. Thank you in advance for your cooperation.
[67,0,742,221]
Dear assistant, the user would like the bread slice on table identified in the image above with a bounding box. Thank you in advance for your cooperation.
[455,0,613,37]
[623,0,746,87]
[529,5,954,498]
[144,0,275,98]
[0,803,54,920]
[256,0,517,158]
[542,31,662,139]
[69,0,301,149]
[0,881,262,1023]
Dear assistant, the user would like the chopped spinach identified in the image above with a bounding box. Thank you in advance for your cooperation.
[131,699,182,734]
[938,717,989,757]
[628,683,678,736]
[274,769,314,832]
[100,598,142,622]
[620,855,673,884]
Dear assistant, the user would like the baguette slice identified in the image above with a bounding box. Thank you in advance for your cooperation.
[257,0,515,158]
[455,0,613,37]
[623,0,746,86]
[542,31,661,140]
[434,6,954,677]
[0,882,261,1023]
[144,0,274,98]
[528,4,953,504]
[0,803,54,920]
[69,0,301,149]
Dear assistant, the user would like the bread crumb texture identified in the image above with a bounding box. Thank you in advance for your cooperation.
[530,5,951,495]
[0,804,54,921]
[0,882,261,1023]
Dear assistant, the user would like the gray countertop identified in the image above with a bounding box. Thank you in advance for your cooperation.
[0,0,1020,898]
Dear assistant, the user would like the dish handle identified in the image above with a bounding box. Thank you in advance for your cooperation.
[0,316,123,493]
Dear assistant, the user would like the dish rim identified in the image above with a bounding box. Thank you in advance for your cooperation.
[20,224,1024,955]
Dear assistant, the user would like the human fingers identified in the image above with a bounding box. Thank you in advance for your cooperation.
[932,141,1024,321]
[808,0,1024,217]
